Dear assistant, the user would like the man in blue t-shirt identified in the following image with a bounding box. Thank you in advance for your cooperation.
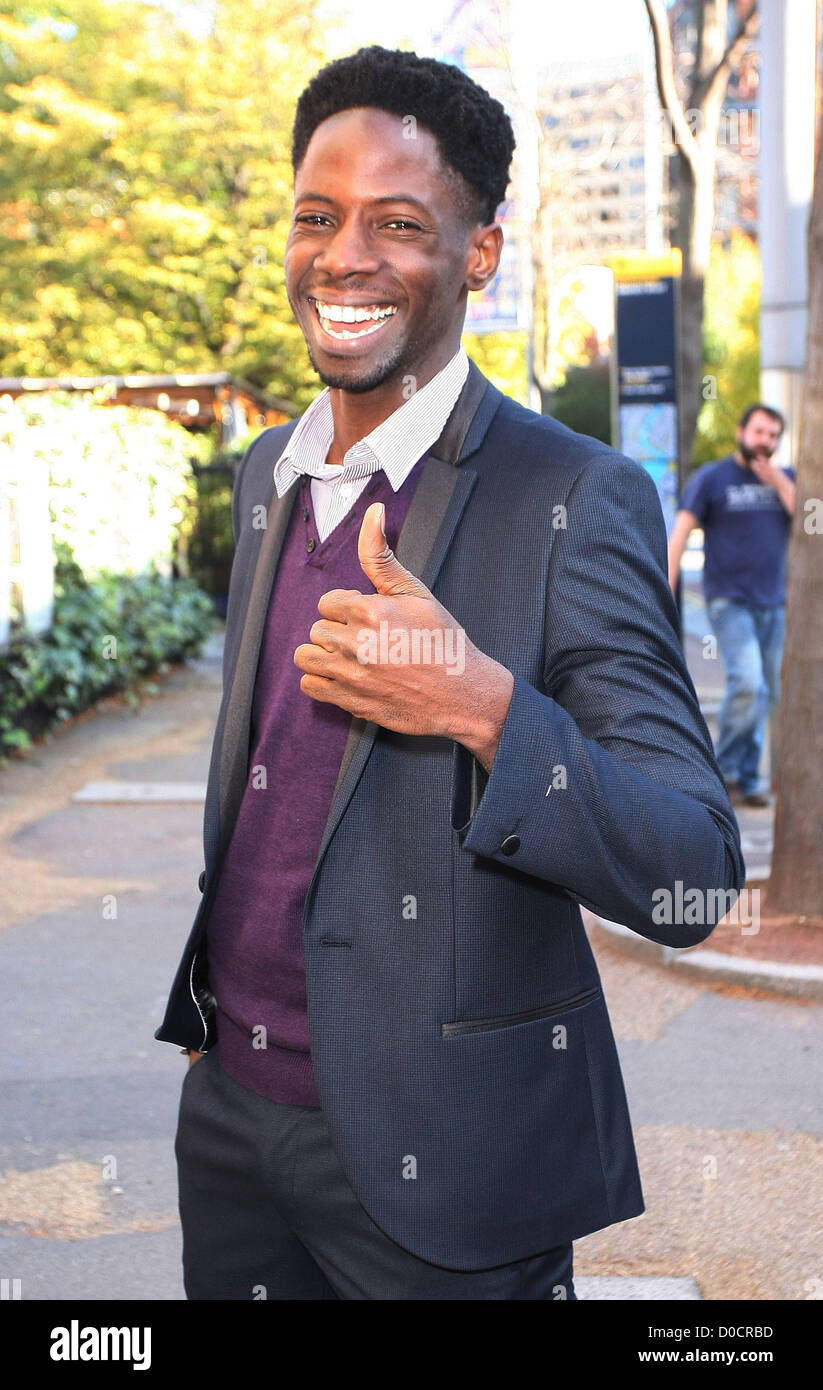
[668,403,796,807]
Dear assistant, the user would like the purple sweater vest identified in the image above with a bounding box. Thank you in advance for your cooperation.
[207,459,424,1107]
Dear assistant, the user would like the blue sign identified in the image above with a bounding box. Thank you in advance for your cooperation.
[614,274,680,535]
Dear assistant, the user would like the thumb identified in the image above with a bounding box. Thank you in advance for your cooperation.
[358,502,431,597]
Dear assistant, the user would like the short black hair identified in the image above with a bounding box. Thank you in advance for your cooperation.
[291,45,516,228]
[738,402,785,432]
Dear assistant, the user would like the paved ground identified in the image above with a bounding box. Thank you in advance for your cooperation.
[0,606,819,1302]
[0,640,223,1300]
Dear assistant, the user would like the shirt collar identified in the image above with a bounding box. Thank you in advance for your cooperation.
[273,346,469,497]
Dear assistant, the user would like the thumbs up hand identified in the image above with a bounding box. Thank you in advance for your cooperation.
[293,503,514,770]
[356,499,433,599]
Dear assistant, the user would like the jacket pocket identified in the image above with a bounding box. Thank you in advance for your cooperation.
[441,985,600,1038]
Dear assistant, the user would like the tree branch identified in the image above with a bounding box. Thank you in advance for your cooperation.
[704,1,758,111]
[719,0,758,76]
[644,0,699,177]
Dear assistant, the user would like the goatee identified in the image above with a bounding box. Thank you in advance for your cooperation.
[739,442,774,464]
[306,343,404,395]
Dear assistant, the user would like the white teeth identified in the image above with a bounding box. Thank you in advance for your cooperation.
[315,301,397,324]
[319,318,388,340]
[312,300,398,341]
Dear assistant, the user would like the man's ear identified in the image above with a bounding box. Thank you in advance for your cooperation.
[465,223,503,292]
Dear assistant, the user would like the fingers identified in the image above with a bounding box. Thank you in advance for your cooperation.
[316,588,366,622]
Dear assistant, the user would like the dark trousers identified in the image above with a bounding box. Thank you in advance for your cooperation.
[175,1047,576,1301]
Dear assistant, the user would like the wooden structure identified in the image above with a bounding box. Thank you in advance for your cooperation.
[0,372,294,442]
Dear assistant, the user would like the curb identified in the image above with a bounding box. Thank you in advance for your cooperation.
[575,1275,701,1301]
[586,913,823,1002]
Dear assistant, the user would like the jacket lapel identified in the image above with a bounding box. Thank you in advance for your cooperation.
[218,358,500,867]
[217,477,298,860]
[316,359,495,862]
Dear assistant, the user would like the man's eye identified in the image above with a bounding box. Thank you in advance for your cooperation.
[384,219,421,231]
[296,214,331,226]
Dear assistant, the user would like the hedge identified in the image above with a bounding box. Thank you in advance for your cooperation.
[0,540,214,761]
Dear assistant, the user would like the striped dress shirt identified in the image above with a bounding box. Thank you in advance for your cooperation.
[272,347,470,541]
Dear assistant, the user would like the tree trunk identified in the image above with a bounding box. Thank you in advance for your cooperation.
[765,133,823,917]
[673,153,707,470]
[673,89,722,467]
[645,0,757,469]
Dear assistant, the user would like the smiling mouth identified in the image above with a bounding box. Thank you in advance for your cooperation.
[308,298,398,341]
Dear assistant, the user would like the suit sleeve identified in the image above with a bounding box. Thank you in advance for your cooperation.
[451,452,746,948]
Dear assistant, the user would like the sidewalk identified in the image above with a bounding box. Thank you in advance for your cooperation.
[0,616,819,1301]
[0,629,228,1299]
[591,579,823,1003]
[2,623,707,1301]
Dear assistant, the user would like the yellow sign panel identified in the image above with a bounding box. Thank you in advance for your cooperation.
[610,249,683,282]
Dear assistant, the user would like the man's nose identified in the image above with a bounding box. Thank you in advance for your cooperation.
[313,215,381,279]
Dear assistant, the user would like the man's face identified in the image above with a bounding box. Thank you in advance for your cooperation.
[736,411,783,466]
[285,107,491,394]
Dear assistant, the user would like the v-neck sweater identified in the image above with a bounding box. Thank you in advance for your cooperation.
[206,459,425,1107]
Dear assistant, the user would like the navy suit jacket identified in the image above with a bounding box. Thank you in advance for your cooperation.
[156,359,745,1268]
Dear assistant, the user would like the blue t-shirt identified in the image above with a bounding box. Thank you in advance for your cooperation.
[680,454,795,607]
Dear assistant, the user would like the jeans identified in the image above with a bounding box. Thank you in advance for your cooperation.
[705,598,785,796]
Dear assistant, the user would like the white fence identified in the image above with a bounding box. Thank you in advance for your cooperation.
[0,388,205,656]
[0,448,54,651]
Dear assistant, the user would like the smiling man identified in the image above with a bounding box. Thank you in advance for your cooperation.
[158,46,745,1301]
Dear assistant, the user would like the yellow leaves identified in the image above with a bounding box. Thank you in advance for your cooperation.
[35,284,82,320]
[0,15,36,43]
[704,231,760,352]
[6,76,119,138]
[112,316,148,344]
[463,331,530,406]
[694,232,761,463]
[0,199,34,239]
[9,116,58,146]
[137,150,164,176]
[129,198,215,250]
[0,0,328,401]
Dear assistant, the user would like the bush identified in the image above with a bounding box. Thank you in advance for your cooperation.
[0,389,213,591]
[548,362,612,444]
[0,540,214,761]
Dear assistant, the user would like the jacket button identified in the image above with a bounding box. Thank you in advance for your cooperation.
[500,835,520,856]
[198,870,206,892]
